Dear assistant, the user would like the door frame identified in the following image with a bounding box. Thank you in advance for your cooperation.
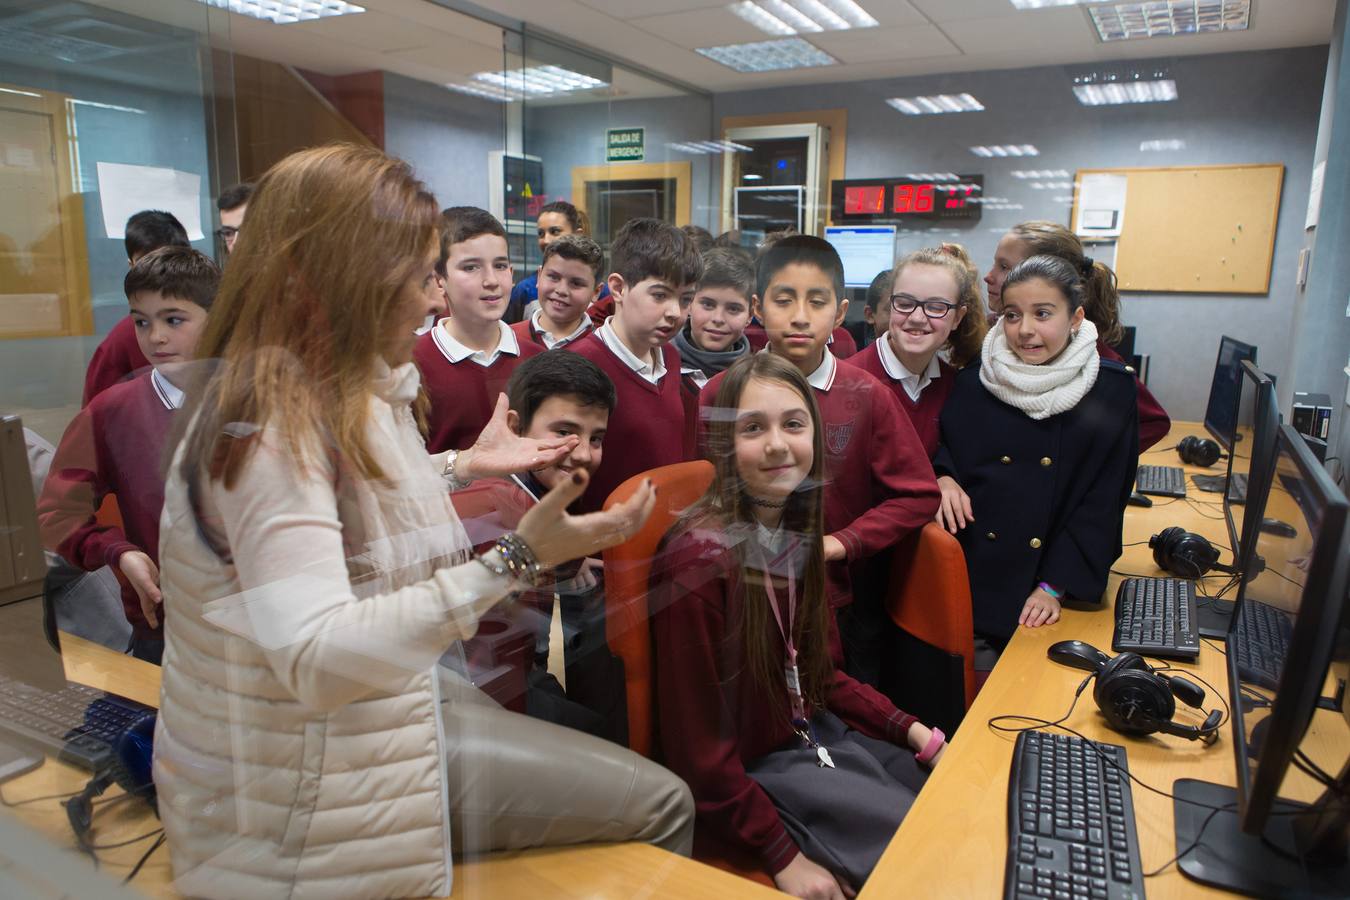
[570,161,692,234]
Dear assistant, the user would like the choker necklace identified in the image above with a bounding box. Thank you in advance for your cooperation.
[748,495,788,509]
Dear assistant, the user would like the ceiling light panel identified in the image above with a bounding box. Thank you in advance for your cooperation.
[696,37,838,72]
[725,0,878,36]
[887,93,984,115]
[1010,169,1070,178]
[198,0,365,24]
[1072,77,1178,105]
[1140,138,1187,150]
[970,145,1039,157]
[446,65,607,102]
[1089,1,1250,41]
[1007,0,1093,8]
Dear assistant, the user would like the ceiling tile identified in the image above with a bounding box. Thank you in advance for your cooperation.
[907,0,1034,23]
[939,8,1091,55]
[575,0,728,19]
[809,23,962,62]
[628,7,769,48]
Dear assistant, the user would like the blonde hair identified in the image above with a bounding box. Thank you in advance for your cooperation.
[179,143,439,488]
[889,243,989,368]
[1008,221,1123,345]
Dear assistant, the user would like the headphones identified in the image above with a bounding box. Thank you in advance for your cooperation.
[65,711,158,851]
[1150,526,1221,579]
[1176,435,1223,468]
[1094,652,1223,744]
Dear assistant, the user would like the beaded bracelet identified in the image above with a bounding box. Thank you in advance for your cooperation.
[1037,581,1063,600]
[474,532,545,587]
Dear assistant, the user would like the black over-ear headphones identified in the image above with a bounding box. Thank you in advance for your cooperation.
[1093,653,1222,744]
[1176,435,1223,468]
[65,712,158,852]
[1150,526,1221,579]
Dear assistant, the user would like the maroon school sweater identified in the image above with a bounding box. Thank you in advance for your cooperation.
[1099,341,1171,452]
[414,321,543,453]
[83,316,150,406]
[849,343,957,459]
[744,322,857,360]
[567,331,689,511]
[701,354,940,609]
[509,315,591,351]
[38,371,173,638]
[652,527,917,875]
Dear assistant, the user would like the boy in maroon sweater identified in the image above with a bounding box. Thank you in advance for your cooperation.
[41,247,219,663]
[82,210,192,406]
[450,352,617,737]
[510,234,602,351]
[415,207,542,453]
[567,218,703,511]
[699,236,940,683]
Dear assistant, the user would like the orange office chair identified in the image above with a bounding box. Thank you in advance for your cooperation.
[882,522,977,734]
[94,494,124,530]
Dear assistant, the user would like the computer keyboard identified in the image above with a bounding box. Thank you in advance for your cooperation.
[1112,577,1199,661]
[1231,600,1293,690]
[1005,731,1145,900]
[0,673,153,772]
[1135,465,1186,498]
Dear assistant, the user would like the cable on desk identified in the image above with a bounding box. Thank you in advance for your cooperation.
[1202,638,1227,656]
[122,832,166,885]
[90,826,163,851]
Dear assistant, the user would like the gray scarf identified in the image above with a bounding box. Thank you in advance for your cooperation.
[672,325,750,377]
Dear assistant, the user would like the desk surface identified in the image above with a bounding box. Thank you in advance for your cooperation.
[863,424,1347,899]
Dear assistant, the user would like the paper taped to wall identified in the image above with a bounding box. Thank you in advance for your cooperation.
[1075,172,1127,238]
[97,161,204,241]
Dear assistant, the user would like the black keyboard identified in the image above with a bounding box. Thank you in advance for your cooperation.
[1135,465,1186,498]
[1231,601,1293,690]
[1005,732,1145,900]
[1112,577,1199,661]
[0,674,153,772]
[1192,473,1247,503]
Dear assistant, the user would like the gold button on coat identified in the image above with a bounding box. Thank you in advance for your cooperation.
[986,532,997,540]
[1030,538,1042,549]
[1000,455,1012,464]
[1040,457,1052,466]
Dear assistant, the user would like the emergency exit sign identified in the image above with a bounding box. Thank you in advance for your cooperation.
[606,128,644,162]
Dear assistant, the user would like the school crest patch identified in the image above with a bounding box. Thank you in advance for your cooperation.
[826,421,854,455]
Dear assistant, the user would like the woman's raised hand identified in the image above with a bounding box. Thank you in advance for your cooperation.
[515,469,656,568]
[456,394,578,481]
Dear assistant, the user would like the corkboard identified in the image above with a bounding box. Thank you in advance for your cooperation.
[1072,164,1284,294]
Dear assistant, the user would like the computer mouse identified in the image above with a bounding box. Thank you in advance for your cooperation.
[1047,640,1110,673]
[1260,518,1297,538]
[1127,492,1153,508]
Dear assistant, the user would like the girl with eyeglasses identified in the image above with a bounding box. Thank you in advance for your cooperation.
[851,244,988,457]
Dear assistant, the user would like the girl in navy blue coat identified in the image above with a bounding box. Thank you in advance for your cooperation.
[933,255,1137,657]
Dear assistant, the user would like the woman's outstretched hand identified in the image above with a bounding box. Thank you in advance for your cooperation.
[456,394,578,481]
[516,469,656,568]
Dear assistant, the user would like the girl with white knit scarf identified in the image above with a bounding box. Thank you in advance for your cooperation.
[932,255,1138,664]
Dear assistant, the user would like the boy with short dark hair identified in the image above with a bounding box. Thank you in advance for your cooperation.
[567,217,703,510]
[450,352,617,736]
[415,206,543,454]
[39,246,220,664]
[216,182,253,255]
[672,246,753,387]
[83,210,194,405]
[699,236,940,681]
[511,234,603,350]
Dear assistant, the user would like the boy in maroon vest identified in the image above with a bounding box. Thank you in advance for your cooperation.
[415,207,542,453]
[567,218,703,511]
[510,234,602,350]
[700,236,940,683]
[40,246,219,663]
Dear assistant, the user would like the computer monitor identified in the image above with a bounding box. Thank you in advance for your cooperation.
[824,225,896,288]
[1173,424,1350,897]
[1202,335,1258,451]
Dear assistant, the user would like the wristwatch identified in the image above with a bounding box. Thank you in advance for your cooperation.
[442,449,471,490]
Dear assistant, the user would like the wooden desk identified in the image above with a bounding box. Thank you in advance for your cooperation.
[1,633,778,899]
[864,424,1347,898]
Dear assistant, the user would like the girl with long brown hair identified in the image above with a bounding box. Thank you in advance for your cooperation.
[653,353,946,900]
[984,220,1171,450]
[152,143,692,899]
[851,243,988,457]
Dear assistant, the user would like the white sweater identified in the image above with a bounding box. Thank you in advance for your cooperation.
[153,360,512,898]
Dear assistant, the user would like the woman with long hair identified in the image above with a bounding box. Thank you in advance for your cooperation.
[152,143,692,899]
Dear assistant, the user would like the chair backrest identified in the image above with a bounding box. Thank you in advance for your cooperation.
[601,460,714,758]
[886,522,977,710]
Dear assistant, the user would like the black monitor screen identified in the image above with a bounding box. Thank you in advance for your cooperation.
[1222,361,1278,569]
[1227,424,1350,831]
[1203,336,1257,450]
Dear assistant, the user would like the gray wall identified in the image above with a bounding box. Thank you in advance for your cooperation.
[713,46,1328,423]
[383,72,504,209]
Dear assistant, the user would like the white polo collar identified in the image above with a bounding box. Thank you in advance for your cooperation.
[877,335,941,402]
[530,307,591,349]
[432,318,518,367]
[805,349,838,392]
[597,318,666,384]
[151,368,184,410]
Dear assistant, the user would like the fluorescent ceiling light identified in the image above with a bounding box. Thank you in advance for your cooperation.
[970,145,1039,157]
[197,0,365,24]
[1007,0,1092,7]
[697,37,838,72]
[1029,181,1073,190]
[69,98,146,114]
[1140,138,1187,151]
[1090,0,1250,41]
[726,0,877,36]
[904,173,960,181]
[448,65,607,102]
[744,173,764,180]
[1072,77,1177,105]
[667,140,753,154]
[887,93,984,115]
[1010,169,1070,178]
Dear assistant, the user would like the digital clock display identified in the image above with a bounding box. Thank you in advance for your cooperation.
[831,176,984,224]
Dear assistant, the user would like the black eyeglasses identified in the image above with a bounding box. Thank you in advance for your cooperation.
[891,294,957,319]
[214,226,239,239]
